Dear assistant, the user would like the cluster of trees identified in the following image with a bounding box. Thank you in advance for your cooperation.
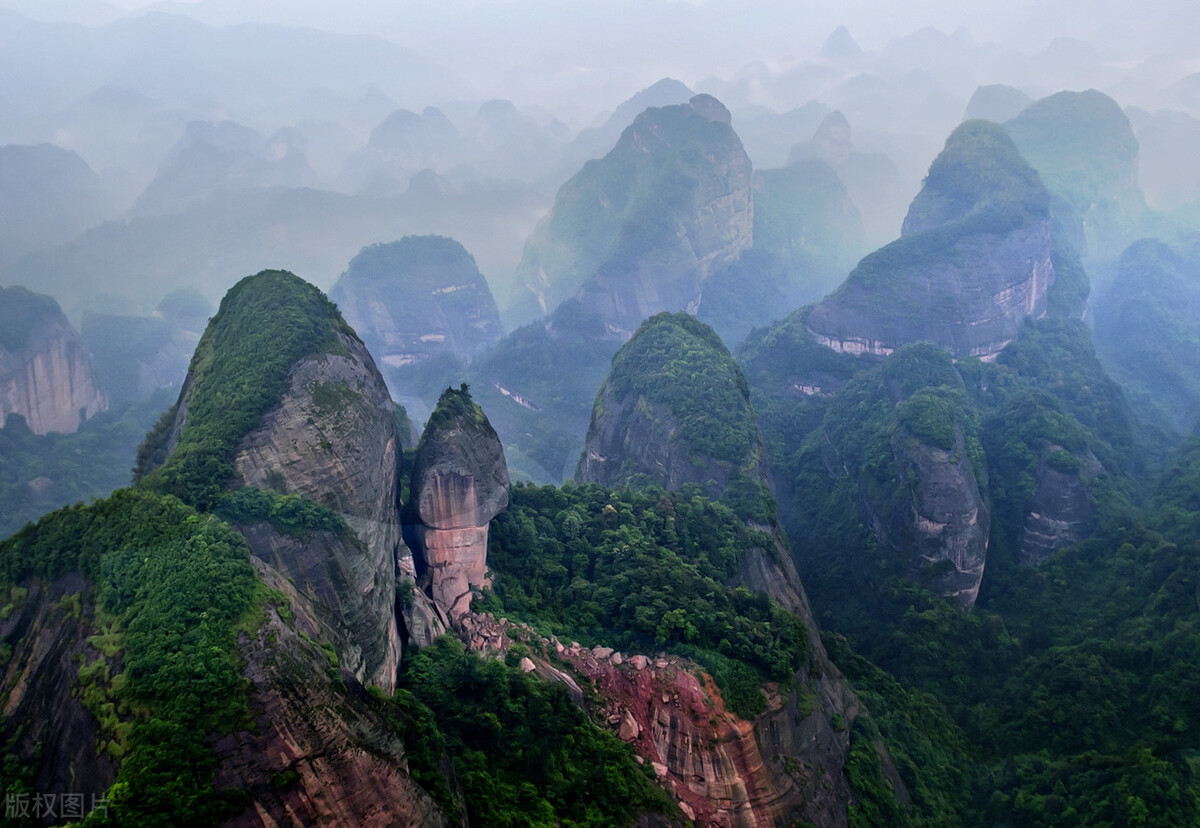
[135,270,350,510]
[392,636,673,827]
[484,482,807,718]
[1,488,260,825]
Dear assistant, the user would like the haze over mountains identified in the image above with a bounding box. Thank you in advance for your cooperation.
[5,2,1200,826]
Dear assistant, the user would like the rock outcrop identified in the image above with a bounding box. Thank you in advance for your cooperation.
[214,584,450,828]
[329,236,503,386]
[1018,446,1101,566]
[869,425,990,605]
[516,94,752,334]
[410,385,509,619]
[458,611,856,828]
[0,574,117,804]
[577,312,765,504]
[575,313,864,822]
[153,271,407,691]
[806,120,1056,361]
[0,285,106,434]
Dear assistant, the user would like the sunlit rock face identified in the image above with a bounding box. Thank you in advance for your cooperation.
[807,120,1056,362]
[0,286,106,435]
[516,94,752,335]
[410,386,509,619]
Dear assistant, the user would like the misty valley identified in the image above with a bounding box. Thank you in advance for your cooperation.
[4,3,1200,826]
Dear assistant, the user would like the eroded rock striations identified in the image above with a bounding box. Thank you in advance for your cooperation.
[0,285,106,435]
[150,271,407,691]
[516,94,752,335]
[806,120,1056,361]
[410,385,509,619]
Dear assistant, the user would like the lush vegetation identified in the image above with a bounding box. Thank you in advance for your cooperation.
[392,636,674,827]
[741,282,1200,823]
[606,312,757,468]
[136,270,351,510]
[483,482,807,719]
[0,488,260,826]
[1094,237,1200,436]
[0,392,170,541]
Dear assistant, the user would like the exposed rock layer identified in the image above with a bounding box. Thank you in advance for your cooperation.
[807,120,1056,361]
[232,330,404,691]
[411,388,509,618]
[457,611,853,828]
[0,286,106,434]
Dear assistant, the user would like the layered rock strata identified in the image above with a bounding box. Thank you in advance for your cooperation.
[232,330,405,690]
[806,120,1056,361]
[0,285,106,434]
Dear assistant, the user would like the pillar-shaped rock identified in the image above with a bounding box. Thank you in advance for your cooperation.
[411,385,509,619]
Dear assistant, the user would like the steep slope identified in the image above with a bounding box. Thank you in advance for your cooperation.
[328,236,503,403]
[515,94,752,333]
[0,285,106,435]
[787,110,912,248]
[1004,90,1145,268]
[137,270,405,691]
[806,120,1055,360]
[1093,238,1200,435]
[572,313,868,825]
[578,313,768,514]
[409,385,509,619]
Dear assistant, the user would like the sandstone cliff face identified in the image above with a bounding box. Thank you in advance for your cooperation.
[329,236,503,381]
[573,313,864,822]
[0,285,106,434]
[410,387,509,619]
[458,611,854,828]
[806,120,1056,361]
[231,330,405,691]
[0,573,116,804]
[517,94,752,334]
[576,313,764,501]
[1019,446,1100,566]
[214,578,450,828]
[867,427,990,606]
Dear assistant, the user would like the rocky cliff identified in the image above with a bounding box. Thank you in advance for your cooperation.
[577,313,764,503]
[410,385,509,619]
[868,424,990,605]
[457,611,856,828]
[329,236,503,392]
[0,285,106,435]
[516,94,752,334]
[575,313,865,822]
[806,120,1056,361]
[215,576,450,828]
[1018,445,1101,566]
[147,271,406,691]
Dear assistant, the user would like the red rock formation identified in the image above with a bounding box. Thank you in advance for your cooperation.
[411,387,509,620]
[456,612,853,827]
